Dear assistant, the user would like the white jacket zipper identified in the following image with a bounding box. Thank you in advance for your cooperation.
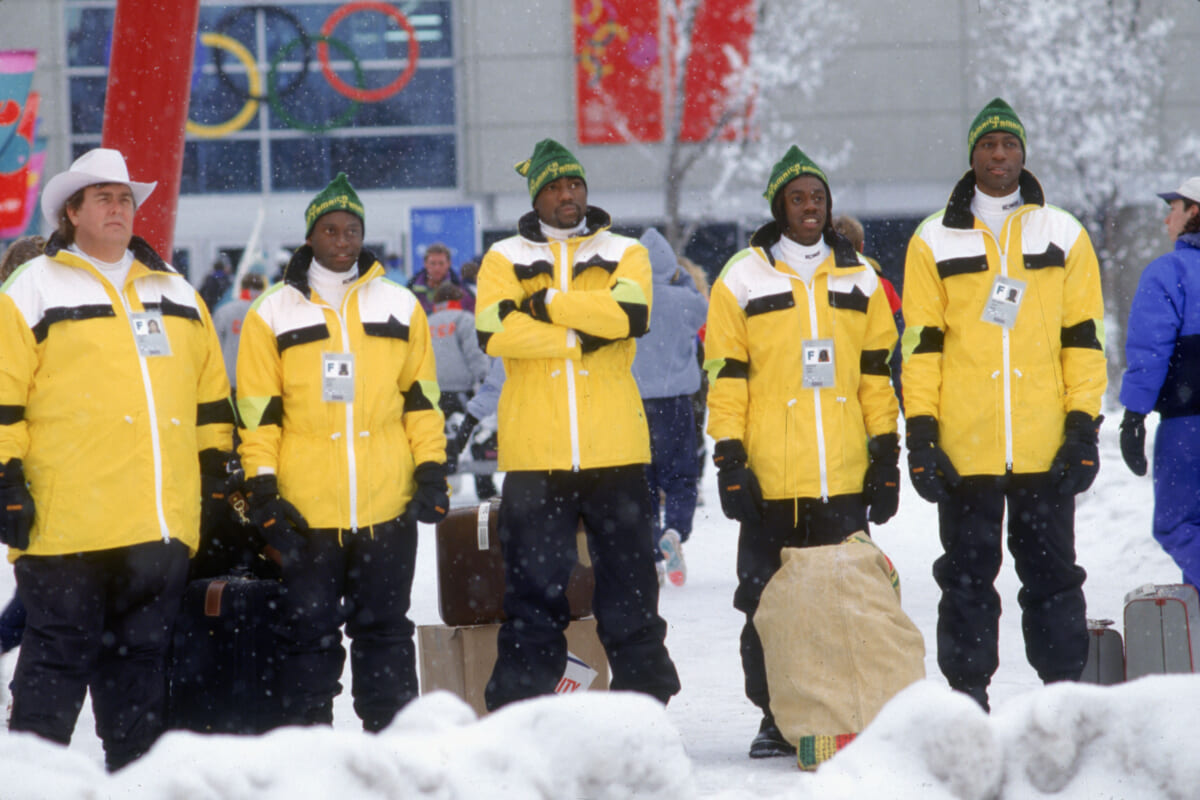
[322,284,361,531]
[560,239,581,471]
[997,222,1015,471]
[804,279,830,500]
[119,283,171,542]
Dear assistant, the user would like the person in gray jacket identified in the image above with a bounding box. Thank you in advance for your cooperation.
[212,272,265,390]
[430,281,495,499]
[632,229,708,586]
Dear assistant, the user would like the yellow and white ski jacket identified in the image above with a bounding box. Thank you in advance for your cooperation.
[237,247,444,530]
[902,170,1106,476]
[705,223,899,500]
[476,208,652,472]
[0,236,233,558]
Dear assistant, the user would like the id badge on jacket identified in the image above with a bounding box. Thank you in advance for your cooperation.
[982,276,1025,329]
[802,338,835,389]
[130,311,171,357]
[323,353,355,402]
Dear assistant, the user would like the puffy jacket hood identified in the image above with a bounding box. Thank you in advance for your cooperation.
[640,228,678,284]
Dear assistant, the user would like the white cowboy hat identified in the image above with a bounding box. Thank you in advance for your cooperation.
[40,147,157,224]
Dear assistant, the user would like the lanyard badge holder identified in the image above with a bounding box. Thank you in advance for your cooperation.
[130,311,171,357]
[982,276,1025,329]
[802,338,836,389]
[322,353,355,403]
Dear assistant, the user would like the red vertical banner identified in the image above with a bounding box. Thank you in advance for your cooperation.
[678,0,755,143]
[103,0,201,258]
[575,0,664,145]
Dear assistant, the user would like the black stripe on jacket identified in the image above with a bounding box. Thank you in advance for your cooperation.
[403,384,436,413]
[860,349,891,377]
[1024,244,1065,270]
[197,399,235,426]
[828,287,869,313]
[745,292,795,317]
[715,358,749,380]
[936,255,989,280]
[277,324,330,353]
[911,326,945,355]
[32,304,116,343]
[514,260,554,281]
[144,295,202,321]
[1060,320,1102,351]
[363,315,409,341]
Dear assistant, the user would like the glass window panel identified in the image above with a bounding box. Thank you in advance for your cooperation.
[264,63,361,133]
[266,64,452,131]
[69,77,107,135]
[66,9,114,68]
[187,68,261,130]
[270,134,455,192]
[181,140,262,194]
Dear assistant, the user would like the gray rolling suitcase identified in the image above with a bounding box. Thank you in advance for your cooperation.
[1079,618,1124,685]
[1123,583,1200,680]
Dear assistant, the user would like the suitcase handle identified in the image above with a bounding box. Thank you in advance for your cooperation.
[476,501,493,550]
[204,580,227,617]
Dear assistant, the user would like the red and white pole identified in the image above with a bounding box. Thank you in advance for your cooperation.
[101,0,201,259]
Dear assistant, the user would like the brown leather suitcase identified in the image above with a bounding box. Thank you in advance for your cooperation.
[435,498,594,626]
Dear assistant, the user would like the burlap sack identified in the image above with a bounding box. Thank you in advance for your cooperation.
[754,533,925,766]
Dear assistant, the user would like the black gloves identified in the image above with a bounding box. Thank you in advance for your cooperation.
[520,289,552,322]
[713,439,763,524]
[863,433,900,525]
[1120,409,1148,477]
[404,462,450,524]
[199,449,243,532]
[0,459,34,550]
[1051,410,1103,495]
[244,474,309,565]
[446,414,479,474]
[906,415,960,504]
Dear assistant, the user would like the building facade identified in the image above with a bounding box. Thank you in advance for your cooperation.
[4,0,1198,285]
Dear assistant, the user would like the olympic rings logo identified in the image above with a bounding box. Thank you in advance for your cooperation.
[186,1,420,139]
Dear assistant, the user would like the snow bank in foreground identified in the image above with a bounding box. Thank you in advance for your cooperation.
[5,677,1200,799]
[812,676,1200,800]
[5,691,694,800]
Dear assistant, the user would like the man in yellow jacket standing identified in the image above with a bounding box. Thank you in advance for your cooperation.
[704,145,900,757]
[476,139,680,710]
[0,148,234,770]
[902,99,1106,711]
[237,173,448,731]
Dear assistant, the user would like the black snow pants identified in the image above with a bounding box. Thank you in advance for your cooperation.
[273,515,419,732]
[933,473,1088,692]
[10,539,189,772]
[485,466,681,710]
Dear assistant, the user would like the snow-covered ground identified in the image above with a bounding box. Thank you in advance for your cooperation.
[2,407,1195,799]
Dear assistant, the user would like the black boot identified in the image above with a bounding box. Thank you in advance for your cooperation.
[749,714,796,759]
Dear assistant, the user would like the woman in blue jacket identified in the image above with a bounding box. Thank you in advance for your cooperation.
[1120,176,1200,587]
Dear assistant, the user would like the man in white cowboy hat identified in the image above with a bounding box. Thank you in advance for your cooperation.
[0,148,233,770]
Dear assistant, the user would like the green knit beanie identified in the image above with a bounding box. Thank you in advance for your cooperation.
[515,138,586,202]
[305,172,365,237]
[967,97,1027,163]
[763,145,829,208]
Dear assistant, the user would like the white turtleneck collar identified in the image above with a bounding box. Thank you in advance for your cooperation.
[971,187,1022,239]
[71,243,133,290]
[309,258,358,310]
[540,218,587,241]
[772,235,829,285]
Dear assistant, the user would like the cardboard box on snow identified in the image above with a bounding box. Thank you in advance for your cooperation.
[418,617,609,716]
